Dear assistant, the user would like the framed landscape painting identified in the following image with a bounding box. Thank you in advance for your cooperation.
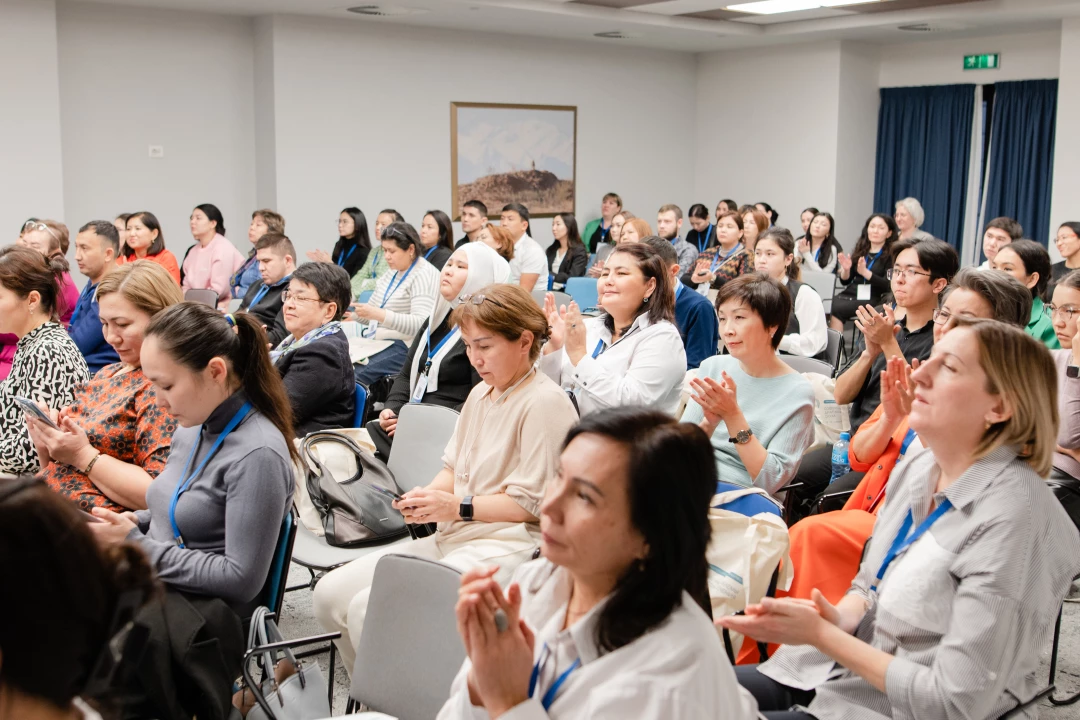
[450,102,577,220]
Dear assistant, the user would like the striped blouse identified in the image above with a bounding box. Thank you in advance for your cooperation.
[760,445,1080,720]
[362,258,440,343]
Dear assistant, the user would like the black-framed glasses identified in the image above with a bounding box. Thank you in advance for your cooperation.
[887,267,932,281]
[281,290,325,305]
[460,293,507,309]
[1045,303,1080,321]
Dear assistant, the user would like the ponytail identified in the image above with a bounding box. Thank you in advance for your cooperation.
[145,303,299,463]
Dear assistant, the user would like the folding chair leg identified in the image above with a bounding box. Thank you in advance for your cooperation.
[328,641,336,710]
[285,567,317,593]
[1049,605,1080,705]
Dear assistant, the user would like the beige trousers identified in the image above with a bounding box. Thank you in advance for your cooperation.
[312,524,537,673]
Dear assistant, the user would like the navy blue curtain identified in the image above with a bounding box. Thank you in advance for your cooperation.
[983,79,1058,247]
[873,84,975,250]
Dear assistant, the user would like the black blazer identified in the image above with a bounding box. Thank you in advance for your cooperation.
[331,238,371,278]
[239,279,289,347]
[423,245,454,271]
[384,316,481,416]
[275,329,355,437]
[545,242,589,285]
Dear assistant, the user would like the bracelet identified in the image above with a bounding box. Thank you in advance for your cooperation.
[83,451,102,476]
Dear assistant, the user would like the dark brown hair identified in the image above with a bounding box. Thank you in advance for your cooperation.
[125,211,166,257]
[145,303,299,463]
[716,272,792,350]
[450,284,548,362]
[603,243,676,334]
[0,245,68,320]
[0,478,157,708]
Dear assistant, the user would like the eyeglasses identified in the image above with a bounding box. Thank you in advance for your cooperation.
[932,308,952,325]
[460,293,507,309]
[887,267,932,281]
[22,220,60,244]
[1045,303,1080,321]
[281,290,325,305]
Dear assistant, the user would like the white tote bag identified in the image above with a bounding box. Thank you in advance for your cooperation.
[706,487,793,657]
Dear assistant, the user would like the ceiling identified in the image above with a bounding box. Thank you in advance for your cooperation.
[66,0,1080,51]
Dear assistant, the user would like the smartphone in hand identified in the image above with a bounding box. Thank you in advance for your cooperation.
[14,396,61,430]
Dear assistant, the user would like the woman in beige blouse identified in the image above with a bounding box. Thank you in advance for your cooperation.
[313,283,578,671]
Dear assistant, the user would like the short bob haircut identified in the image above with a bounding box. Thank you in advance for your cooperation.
[945,268,1031,330]
[450,283,549,363]
[715,272,792,350]
[997,239,1052,300]
[290,262,352,321]
[890,237,960,284]
[950,317,1058,477]
[603,243,675,333]
[380,221,423,258]
[95,260,184,317]
[126,211,166,257]
[561,407,716,652]
[481,224,515,261]
[895,197,926,228]
[253,209,286,236]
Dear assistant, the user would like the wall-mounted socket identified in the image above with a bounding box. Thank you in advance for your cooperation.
[148,145,164,158]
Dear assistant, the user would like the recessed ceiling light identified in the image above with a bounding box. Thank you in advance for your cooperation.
[726,0,879,14]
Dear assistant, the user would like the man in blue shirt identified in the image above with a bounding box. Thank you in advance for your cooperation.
[643,235,719,370]
[70,220,121,374]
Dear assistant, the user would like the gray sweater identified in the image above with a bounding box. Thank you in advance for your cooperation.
[132,392,294,605]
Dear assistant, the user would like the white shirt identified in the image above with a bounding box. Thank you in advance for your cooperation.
[437,560,759,720]
[779,279,828,357]
[539,313,686,417]
[551,249,567,290]
[510,235,550,288]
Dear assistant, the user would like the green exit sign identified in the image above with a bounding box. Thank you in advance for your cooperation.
[964,53,1000,70]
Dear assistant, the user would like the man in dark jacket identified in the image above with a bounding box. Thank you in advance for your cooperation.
[239,232,295,346]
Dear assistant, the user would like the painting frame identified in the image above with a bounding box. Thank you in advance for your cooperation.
[450,101,577,221]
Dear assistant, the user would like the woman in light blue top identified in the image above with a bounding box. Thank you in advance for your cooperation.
[681,273,814,496]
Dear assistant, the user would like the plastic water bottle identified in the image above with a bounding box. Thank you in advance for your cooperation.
[830,432,851,484]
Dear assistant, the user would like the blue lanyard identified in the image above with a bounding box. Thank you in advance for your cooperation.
[424,245,438,261]
[250,273,290,308]
[378,261,416,309]
[814,244,822,262]
[599,222,610,244]
[528,647,581,711]
[370,250,382,279]
[69,282,95,327]
[898,428,917,458]
[591,339,606,359]
[696,225,714,253]
[337,244,356,267]
[871,496,953,591]
[710,243,743,273]
[168,402,252,548]
[423,327,459,374]
[864,249,884,273]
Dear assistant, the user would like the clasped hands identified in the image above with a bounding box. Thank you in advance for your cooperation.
[854,304,899,358]
[392,487,460,524]
[689,372,743,435]
[457,566,536,717]
[717,589,848,648]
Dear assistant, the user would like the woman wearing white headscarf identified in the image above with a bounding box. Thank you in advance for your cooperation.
[368,242,511,457]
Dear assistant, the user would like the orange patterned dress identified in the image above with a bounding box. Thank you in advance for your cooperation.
[42,363,175,511]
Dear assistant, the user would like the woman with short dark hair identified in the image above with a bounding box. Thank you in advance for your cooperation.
[271,262,356,436]
[437,407,757,719]
[681,274,815,497]
[350,222,442,387]
[0,246,90,475]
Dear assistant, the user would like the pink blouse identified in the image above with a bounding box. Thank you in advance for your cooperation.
[181,233,244,309]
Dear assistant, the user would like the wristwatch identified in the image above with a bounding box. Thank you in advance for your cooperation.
[459,496,474,521]
[1069,365,1079,379]
[729,429,754,445]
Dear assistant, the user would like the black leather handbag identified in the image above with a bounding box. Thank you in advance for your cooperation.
[300,431,408,548]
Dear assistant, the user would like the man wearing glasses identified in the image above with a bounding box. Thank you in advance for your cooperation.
[833,238,959,433]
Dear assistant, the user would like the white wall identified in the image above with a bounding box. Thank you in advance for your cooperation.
[0,0,65,240]
[878,30,1061,87]
[1050,18,1080,257]
[833,42,881,247]
[695,42,843,243]
[56,1,257,281]
[268,15,698,257]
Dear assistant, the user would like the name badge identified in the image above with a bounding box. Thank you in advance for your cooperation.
[410,373,428,403]
[857,284,872,301]
[361,320,379,339]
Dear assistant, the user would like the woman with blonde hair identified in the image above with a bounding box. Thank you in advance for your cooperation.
[315,283,578,673]
[30,261,183,512]
[894,197,934,242]
[726,318,1080,720]
[475,223,516,262]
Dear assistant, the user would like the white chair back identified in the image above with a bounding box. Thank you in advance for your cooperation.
[351,555,465,719]
[531,288,572,309]
[800,270,837,314]
[388,404,460,492]
[781,355,835,378]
